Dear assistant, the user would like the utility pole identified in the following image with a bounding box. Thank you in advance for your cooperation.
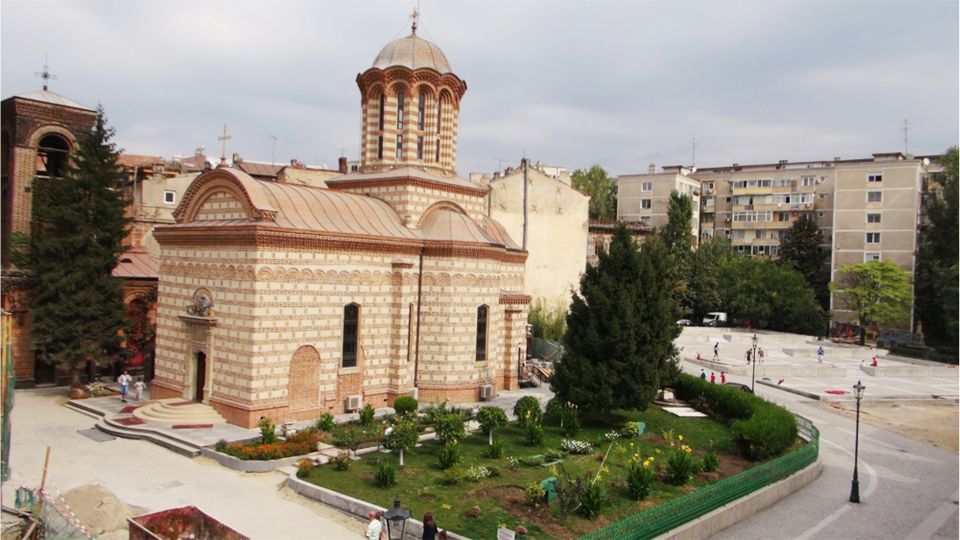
[902,119,910,156]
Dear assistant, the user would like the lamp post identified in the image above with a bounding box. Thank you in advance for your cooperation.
[750,334,758,393]
[850,380,865,503]
[383,496,410,540]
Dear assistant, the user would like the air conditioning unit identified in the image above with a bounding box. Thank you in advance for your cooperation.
[480,384,494,401]
[345,395,363,411]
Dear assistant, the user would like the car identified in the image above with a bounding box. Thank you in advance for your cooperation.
[676,319,692,326]
[724,382,753,393]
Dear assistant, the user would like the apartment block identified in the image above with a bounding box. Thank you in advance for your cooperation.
[619,165,700,242]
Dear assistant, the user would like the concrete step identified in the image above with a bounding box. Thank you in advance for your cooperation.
[96,417,201,458]
[65,400,105,420]
[132,399,226,425]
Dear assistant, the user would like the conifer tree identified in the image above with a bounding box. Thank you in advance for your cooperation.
[779,216,830,311]
[20,107,129,386]
[550,226,679,413]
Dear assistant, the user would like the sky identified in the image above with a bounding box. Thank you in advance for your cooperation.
[2,0,957,177]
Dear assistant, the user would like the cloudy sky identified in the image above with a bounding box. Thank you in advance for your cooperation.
[2,0,957,177]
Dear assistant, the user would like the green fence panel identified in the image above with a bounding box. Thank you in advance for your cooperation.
[581,414,819,540]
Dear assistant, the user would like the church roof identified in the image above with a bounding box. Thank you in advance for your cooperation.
[328,167,484,193]
[420,207,500,245]
[15,90,95,112]
[372,33,452,73]
[112,249,159,279]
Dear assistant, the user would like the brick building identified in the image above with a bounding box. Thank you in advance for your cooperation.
[150,23,530,427]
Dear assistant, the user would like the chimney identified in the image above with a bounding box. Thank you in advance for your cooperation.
[338,156,348,173]
[648,163,656,174]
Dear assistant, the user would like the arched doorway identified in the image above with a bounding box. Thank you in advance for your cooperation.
[194,352,206,402]
[287,346,321,419]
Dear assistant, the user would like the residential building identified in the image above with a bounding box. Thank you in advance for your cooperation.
[619,164,700,241]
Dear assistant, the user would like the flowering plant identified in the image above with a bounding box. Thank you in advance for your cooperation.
[560,439,593,454]
[603,430,621,441]
[466,465,492,481]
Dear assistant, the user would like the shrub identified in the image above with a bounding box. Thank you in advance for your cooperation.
[333,429,359,454]
[554,468,588,519]
[733,406,798,460]
[296,458,313,478]
[506,456,520,469]
[525,423,545,447]
[214,440,227,452]
[442,467,469,486]
[701,450,720,473]
[422,401,451,425]
[519,455,544,467]
[374,460,396,487]
[359,403,376,426]
[487,438,504,459]
[560,402,580,436]
[579,481,607,519]
[665,447,694,485]
[438,441,461,470]
[259,417,277,444]
[466,465,492,481]
[393,395,419,416]
[316,412,334,432]
[333,450,351,471]
[559,439,592,455]
[524,482,546,507]
[477,406,509,444]
[513,396,542,427]
[436,413,466,445]
[544,397,563,425]
[625,455,656,500]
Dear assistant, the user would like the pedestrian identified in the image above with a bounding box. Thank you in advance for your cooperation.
[364,511,382,540]
[871,355,878,367]
[117,370,132,403]
[817,345,824,364]
[745,349,752,365]
[422,512,439,540]
[758,347,764,363]
[696,352,701,361]
[710,372,716,384]
[699,368,706,380]
[133,377,145,401]
[713,342,719,361]
[720,371,726,384]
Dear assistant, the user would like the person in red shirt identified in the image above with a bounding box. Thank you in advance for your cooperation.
[720,372,726,384]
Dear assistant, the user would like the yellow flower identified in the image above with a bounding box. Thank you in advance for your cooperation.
[655,448,662,454]
[441,503,451,510]
[602,466,609,473]
[678,434,684,441]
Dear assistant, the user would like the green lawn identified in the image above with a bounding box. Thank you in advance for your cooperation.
[302,406,745,539]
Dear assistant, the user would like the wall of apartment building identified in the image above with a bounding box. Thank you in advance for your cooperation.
[618,171,700,243]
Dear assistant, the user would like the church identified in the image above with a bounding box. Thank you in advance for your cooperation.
[149,20,531,427]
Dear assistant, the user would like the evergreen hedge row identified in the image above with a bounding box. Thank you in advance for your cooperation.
[672,373,797,460]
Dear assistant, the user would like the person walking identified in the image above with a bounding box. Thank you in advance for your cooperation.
[133,377,145,401]
[713,342,719,361]
[758,347,764,363]
[720,371,726,384]
[710,372,716,384]
[699,368,707,380]
[422,512,440,540]
[745,349,752,365]
[817,345,824,364]
[117,370,132,403]
[364,511,382,540]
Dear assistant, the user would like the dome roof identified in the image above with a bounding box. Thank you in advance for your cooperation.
[371,34,452,73]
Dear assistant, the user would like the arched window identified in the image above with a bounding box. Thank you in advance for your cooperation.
[342,303,360,368]
[396,91,405,130]
[417,94,426,131]
[378,94,385,131]
[417,136,424,160]
[377,94,385,160]
[475,305,488,362]
[396,135,403,160]
[37,133,69,178]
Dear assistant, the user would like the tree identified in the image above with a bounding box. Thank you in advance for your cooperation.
[779,216,830,311]
[17,107,129,386]
[915,147,959,348]
[571,165,617,220]
[476,406,508,445]
[687,236,732,322]
[527,298,568,342]
[831,260,913,345]
[551,226,679,413]
[385,418,419,466]
[659,191,695,312]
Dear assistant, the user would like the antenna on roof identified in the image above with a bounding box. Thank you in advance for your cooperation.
[692,136,697,168]
[34,53,57,91]
[902,119,910,155]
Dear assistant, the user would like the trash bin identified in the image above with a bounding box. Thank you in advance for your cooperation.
[636,421,646,436]
[540,477,558,503]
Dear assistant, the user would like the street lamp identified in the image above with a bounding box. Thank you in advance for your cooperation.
[383,496,410,540]
[850,380,865,503]
[750,334,758,393]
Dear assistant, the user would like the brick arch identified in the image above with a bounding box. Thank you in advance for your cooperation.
[287,345,321,419]
[416,200,468,228]
[26,125,77,152]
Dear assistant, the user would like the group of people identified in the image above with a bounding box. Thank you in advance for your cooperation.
[699,368,726,384]
[116,370,145,403]
[745,347,764,364]
[366,511,446,540]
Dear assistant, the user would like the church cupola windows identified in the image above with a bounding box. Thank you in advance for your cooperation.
[396,91,405,131]
[417,93,426,130]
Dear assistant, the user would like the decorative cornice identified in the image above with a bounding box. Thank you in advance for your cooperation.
[327,176,487,197]
[356,67,467,104]
[499,292,532,305]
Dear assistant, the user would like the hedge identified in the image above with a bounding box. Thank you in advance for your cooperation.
[672,373,797,460]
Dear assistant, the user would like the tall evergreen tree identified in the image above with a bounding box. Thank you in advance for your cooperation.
[659,191,695,313]
[779,216,830,311]
[915,147,959,348]
[571,165,617,220]
[688,236,732,322]
[550,226,679,413]
[20,107,129,386]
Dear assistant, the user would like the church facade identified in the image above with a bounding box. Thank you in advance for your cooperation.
[150,25,530,427]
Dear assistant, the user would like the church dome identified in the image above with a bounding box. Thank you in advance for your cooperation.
[371,34,452,73]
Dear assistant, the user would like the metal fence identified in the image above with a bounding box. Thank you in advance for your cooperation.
[581,414,819,540]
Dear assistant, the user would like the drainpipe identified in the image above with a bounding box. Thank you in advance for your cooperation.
[414,252,424,390]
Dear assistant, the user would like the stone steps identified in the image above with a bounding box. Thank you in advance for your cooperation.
[132,399,227,425]
[95,417,202,457]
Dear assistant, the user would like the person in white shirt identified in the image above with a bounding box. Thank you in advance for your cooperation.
[133,378,145,401]
[364,510,383,540]
[117,371,132,403]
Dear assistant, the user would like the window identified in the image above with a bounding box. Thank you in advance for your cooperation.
[342,304,359,368]
[475,305,488,361]
[417,136,424,160]
[396,135,403,160]
[755,230,766,240]
[417,93,426,130]
[802,176,815,187]
[733,230,746,240]
[641,199,652,209]
[867,191,882,203]
[817,211,826,218]
[703,196,715,207]
[377,136,383,160]
[396,91,404,130]
[868,173,883,183]
[378,94,385,130]
[36,134,69,178]
[770,246,780,257]
[435,139,440,163]
[163,190,176,204]
[641,181,652,192]
[866,232,881,244]
[864,252,881,262]
[866,213,881,224]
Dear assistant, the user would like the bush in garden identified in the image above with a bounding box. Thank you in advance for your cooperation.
[559,439,592,455]
[513,396,542,427]
[374,460,396,487]
[296,458,313,478]
[466,465,492,482]
[393,396,419,416]
[386,418,419,466]
[544,397,563,425]
[487,438,505,459]
[333,450,351,471]
[477,406,509,445]
[438,441,461,470]
[560,402,581,436]
[701,450,720,473]
[525,422,545,447]
[359,403,376,426]
[333,428,360,457]
[733,406,798,460]
[524,482,546,507]
[553,466,588,519]
[625,455,657,500]
[665,446,694,485]
[316,412,335,432]
[435,413,466,445]
[422,401,452,425]
[442,467,469,485]
[214,440,227,452]
[579,480,607,519]
[259,417,277,444]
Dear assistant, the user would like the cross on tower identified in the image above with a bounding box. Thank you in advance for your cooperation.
[410,7,420,35]
[34,54,57,91]
[218,124,232,166]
